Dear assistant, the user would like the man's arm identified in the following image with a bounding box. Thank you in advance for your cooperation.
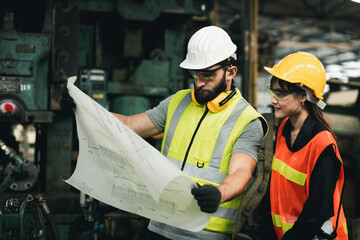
[218,152,257,203]
[112,112,161,138]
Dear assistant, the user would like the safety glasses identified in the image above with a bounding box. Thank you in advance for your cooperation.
[189,65,227,81]
[267,86,294,101]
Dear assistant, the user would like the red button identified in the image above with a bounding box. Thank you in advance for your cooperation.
[3,103,15,113]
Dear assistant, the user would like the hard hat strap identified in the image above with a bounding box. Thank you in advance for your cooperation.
[296,84,326,110]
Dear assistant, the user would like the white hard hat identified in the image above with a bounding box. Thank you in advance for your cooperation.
[180,26,237,70]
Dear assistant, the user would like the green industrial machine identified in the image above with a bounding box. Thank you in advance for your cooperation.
[0,139,61,240]
[0,30,52,123]
[0,0,214,239]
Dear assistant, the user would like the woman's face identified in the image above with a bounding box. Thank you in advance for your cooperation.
[269,80,305,120]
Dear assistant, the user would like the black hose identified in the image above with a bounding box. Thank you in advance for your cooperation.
[36,194,62,240]
[44,213,62,240]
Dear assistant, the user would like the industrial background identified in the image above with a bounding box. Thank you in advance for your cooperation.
[0,0,359,239]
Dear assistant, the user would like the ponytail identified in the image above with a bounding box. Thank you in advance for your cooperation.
[306,102,337,139]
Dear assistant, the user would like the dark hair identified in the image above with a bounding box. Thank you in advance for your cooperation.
[218,56,237,68]
[305,102,336,139]
[270,76,336,138]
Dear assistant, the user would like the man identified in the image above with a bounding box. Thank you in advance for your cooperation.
[60,25,268,240]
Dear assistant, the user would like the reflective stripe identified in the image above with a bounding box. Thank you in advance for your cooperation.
[205,216,236,234]
[162,91,192,156]
[212,206,238,220]
[271,213,294,234]
[166,156,228,183]
[218,105,265,174]
[165,156,183,169]
[211,100,257,171]
[344,221,348,234]
[272,157,307,186]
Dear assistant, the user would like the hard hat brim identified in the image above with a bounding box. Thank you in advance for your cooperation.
[264,66,300,84]
[180,60,215,70]
[264,66,324,100]
[264,66,282,79]
[180,52,236,70]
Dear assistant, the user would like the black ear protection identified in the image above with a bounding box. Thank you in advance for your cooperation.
[191,88,236,113]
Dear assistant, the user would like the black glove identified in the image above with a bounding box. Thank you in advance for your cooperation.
[58,83,76,111]
[191,184,221,213]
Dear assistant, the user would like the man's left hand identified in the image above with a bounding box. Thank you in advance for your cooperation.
[191,184,221,213]
[58,83,76,111]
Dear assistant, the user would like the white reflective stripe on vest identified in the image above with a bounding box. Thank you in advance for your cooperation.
[213,205,238,221]
[166,155,228,184]
[210,99,258,168]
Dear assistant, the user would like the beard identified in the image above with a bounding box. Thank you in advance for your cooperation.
[194,72,227,104]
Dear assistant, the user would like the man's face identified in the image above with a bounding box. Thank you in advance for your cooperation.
[192,65,228,104]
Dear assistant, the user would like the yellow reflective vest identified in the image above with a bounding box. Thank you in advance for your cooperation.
[161,88,267,234]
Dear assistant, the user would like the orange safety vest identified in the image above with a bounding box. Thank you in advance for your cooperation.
[270,118,348,239]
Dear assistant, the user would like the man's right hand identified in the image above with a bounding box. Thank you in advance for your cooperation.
[58,83,76,111]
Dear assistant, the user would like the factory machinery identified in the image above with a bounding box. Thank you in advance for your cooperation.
[1,0,268,239]
[4,0,360,239]
[0,0,216,239]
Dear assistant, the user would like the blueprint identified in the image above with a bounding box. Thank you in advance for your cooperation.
[64,76,210,232]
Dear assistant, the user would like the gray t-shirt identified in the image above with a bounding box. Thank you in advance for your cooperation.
[145,94,264,239]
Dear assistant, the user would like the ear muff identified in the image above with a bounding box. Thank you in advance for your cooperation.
[191,88,236,113]
[191,89,201,106]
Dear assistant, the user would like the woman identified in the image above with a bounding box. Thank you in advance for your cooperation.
[264,51,348,240]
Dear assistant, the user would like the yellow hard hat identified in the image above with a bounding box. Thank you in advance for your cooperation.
[264,51,326,100]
